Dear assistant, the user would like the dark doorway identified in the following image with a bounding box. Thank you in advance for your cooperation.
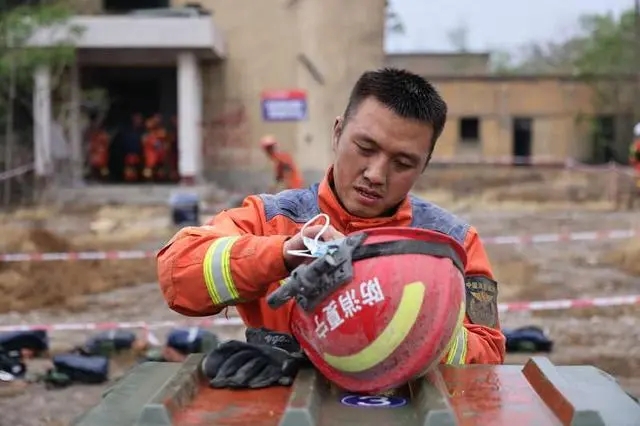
[512,117,533,166]
[593,115,615,163]
[82,67,177,184]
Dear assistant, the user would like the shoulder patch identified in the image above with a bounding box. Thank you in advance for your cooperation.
[409,195,470,244]
[259,184,321,223]
[465,275,498,328]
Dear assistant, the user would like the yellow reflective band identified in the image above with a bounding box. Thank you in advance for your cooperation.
[445,302,468,365]
[202,236,240,306]
[322,281,426,373]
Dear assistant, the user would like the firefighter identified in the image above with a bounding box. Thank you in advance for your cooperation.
[142,114,167,181]
[202,226,469,393]
[630,128,640,206]
[260,135,304,191]
[630,127,640,176]
[87,124,110,180]
[157,68,505,389]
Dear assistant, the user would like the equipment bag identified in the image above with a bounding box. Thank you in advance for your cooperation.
[51,354,109,385]
[505,326,554,353]
[167,327,219,355]
[0,330,49,355]
[81,329,137,357]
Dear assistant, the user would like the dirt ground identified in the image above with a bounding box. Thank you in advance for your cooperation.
[0,167,639,426]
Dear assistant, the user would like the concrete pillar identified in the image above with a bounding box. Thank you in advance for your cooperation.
[33,65,52,177]
[69,60,83,184]
[177,51,203,184]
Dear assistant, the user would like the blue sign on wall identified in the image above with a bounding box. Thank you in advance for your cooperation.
[261,89,308,122]
[340,394,408,409]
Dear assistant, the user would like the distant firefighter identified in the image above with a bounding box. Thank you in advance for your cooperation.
[259,135,304,191]
[88,126,110,179]
[142,114,168,181]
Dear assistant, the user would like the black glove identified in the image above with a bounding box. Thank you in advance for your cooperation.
[200,327,307,389]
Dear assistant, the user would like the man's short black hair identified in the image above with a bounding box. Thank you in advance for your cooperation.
[342,68,448,160]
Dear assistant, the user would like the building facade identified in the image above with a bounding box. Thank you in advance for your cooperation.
[27,2,629,191]
[30,0,386,188]
[387,53,633,165]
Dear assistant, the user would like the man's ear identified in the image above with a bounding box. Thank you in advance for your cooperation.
[332,116,343,152]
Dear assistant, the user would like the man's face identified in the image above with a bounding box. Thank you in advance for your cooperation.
[332,97,434,218]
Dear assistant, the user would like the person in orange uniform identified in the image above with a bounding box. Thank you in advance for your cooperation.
[88,124,110,179]
[142,114,168,181]
[157,69,505,370]
[630,133,640,208]
[259,135,304,191]
[630,131,640,176]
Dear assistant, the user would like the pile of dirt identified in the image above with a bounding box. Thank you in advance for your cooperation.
[487,172,607,204]
[0,227,157,313]
[486,246,541,302]
[413,168,617,212]
[601,240,640,276]
[415,166,548,193]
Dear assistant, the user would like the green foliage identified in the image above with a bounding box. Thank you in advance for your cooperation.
[490,9,636,76]
[385,0,405,35]
[488,8,638,161]
[0,2,82,113]
[573,10,636,75]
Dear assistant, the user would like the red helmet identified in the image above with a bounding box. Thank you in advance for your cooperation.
[287,227,467,394]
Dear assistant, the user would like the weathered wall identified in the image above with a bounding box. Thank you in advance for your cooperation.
[429,77,605,162]
[173,0,386,189]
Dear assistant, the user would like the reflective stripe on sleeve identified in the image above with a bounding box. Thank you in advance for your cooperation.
[202,236,240,305]
[445,326,468,365]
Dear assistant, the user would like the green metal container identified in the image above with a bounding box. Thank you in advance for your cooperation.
[72,355,640,426]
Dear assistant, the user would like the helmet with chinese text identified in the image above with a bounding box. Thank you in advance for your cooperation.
[289,226,467,394]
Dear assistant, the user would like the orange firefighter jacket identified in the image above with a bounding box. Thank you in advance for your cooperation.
[157,168,506,365]
[89,129,110,169]
[272,151,304,189]
[631,139,640,171]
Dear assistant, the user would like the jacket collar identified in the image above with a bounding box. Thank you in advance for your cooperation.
[317,166,413,233]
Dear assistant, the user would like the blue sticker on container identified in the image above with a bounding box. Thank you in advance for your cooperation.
[340,394,408,408]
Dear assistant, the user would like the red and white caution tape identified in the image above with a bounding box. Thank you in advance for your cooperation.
[0,250,157,262]
[0,294,638,334]
[497,294,640,313]
[482,228,638,245]
[0,228,636,263]
[0,316,244,334]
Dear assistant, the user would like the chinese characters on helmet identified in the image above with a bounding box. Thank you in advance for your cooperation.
[314,277,386,339]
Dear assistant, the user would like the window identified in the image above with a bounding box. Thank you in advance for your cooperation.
[459,117,479,144]
[103,0,169,13]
